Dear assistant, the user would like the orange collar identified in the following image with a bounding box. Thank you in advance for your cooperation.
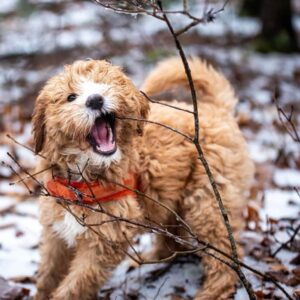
[46,173,137,204]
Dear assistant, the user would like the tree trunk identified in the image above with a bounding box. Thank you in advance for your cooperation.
[241,0,299,52]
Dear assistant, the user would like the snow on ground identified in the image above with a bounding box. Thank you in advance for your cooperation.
[0,0,300,299]
[261,189,300,223]
[100,255,203,299]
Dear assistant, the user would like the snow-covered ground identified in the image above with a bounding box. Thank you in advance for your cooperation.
[0,0,300,299]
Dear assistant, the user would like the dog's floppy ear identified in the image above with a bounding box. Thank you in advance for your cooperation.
[32,92,47,154]
[136,91,150,136]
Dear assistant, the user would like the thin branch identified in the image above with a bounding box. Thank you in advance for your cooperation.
[153,276,169,300]
[140,91,194,114]
[157,1,255,298]
[6,152,49,195]
[116,115,193,141]
[9,166,53,186]
[175,0,231,36]
[94,174,194,234]
[6,134,47,159]
[1,160,33,194]
[272,223,300,257]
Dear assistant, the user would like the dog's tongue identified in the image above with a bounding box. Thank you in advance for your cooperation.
[91,118,115,153]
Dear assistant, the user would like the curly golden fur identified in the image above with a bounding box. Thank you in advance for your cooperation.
[33,57,254,300]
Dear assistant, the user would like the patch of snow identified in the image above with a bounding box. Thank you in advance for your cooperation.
[0,214,41,249]
[280,81,300,104]
[138,17,165,36]
[15,200,39,216]
[101,255,202,300]
[248,142,278,163]
[253,89,272,105]
[110,27,140,42]
[235,286,249,300]
[273,169,300,187]
[61,4,100,27]
[16,123,32,144]
[0,0,18,14]
[0,180,27,194]
[56,28,103,49]
[251,107,277,125]
[260,189,300,223]
[0,2,105,56]
[0,247,39,278]
[197,11,260,38]
[16,147,36,169]
[0,196,17,211]
[247,54,300,78]
[0,145,12,163]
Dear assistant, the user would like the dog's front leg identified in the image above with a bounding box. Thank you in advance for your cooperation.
[50,239,124,300]
[35,228,74,300]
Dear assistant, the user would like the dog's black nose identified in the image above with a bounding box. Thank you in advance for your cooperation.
[86,94,103,110]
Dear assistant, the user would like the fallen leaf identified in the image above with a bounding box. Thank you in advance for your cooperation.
[294,290,300,300]
[0,277,29,300]
[290,253,300,265]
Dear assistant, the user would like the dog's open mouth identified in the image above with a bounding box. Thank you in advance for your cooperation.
[87,113,117,155]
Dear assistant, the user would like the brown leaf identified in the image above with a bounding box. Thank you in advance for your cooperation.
[294,290,300,300]
[270,264,289,274]
[246,202,260,230]
[266,272,287,283]
[290,253,300,265]
[263,257,278,264]
[286,275,300,287]
[292,266,300,277]
[15,230,24,238]
[173,286,186,293]
[261,237,272,247]
[266,264,289,284]
[0,277,30,300]
[254,289,273,299]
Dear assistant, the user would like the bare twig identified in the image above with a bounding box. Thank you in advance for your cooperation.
[175,0,230,36]
[272,223,300,257]
[140,91,194,114]
[6,152,49,195]
[274,95,300,143]
[1,160,33,194]
[153,276,169,300]
[156,1,255,298]
[116,115,193,141]
[94,0,229,36]
[9,165,53,186]
[6,134,47,159]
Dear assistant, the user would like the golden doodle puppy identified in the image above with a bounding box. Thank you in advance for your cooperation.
[33,57,254,300]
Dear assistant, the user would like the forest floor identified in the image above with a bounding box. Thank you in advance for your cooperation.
[0,1,300,299]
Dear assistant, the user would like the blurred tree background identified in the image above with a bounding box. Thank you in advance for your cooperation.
[0,1,300,299]
[240,0,299,52]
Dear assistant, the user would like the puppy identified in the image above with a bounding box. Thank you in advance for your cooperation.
[33,57,254,300]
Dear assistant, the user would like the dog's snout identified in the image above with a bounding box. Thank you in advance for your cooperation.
[86,94,104,110]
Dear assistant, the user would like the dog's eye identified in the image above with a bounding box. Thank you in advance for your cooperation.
[67,94,77,102]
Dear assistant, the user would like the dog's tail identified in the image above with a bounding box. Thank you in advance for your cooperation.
[141,57,237,112]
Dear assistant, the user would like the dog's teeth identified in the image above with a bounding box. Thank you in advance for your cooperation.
[109,127,113,142]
